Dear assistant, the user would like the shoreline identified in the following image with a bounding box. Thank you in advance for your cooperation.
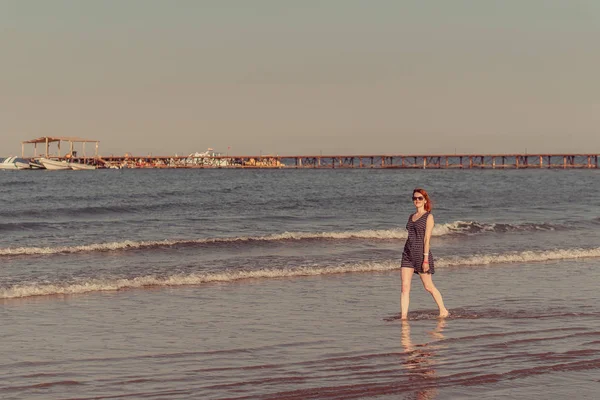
[9,152,600,169]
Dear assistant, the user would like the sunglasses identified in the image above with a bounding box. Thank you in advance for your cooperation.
[412,196,424,201]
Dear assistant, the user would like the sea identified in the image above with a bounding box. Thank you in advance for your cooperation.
[0,168,599,399]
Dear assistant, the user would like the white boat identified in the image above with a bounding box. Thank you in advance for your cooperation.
[70,163,97,170]
[0,156,19,170]
[15,161,31,170]
[185,148,230,167]
[0,156,17,170]
[29,160,45,169]
[0,156,41,170]
[39,157,71,170]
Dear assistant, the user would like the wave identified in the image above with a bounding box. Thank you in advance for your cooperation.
[0,221,71,232]
[439,247,600,267]
[0,201,193,219]
[0,261,399,299]
[435,220,564,235]
[2,247,600,299]
[0,221,565,256]
[0,230,406,256]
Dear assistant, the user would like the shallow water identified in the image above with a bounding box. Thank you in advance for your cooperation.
[2,260,598,399]
[0,169,598,398]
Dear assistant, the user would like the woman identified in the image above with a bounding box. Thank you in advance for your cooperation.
[400,188,449,320]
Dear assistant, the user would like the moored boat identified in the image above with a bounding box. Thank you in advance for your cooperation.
[15,160,31,170]
[39,157,71,170]
[0,156,18,170]
[29,160,45,169]
[70,163,97,170]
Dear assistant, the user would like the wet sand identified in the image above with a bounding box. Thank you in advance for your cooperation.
[1,258,598,399]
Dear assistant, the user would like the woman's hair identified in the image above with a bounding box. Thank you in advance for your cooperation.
[413,188,432,212]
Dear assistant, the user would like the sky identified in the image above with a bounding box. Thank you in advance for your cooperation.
[1,0,599,156]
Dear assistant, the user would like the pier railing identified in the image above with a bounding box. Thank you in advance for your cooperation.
[57,153,600,169]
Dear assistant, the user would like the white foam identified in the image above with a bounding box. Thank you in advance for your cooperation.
[0,221,568,257]
[0,228,412,256]
[0,261,399,299]
[438,247,600,267]
[432,221,470,236]
[3,246,599,299]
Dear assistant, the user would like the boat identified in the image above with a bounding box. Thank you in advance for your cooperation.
[70,163,97,170]
[29,160,45,169]
[39,157,71,170]
[0,156,18,170]
[15,160,31,170]
[185,148,230,167]
[0,156,44,170]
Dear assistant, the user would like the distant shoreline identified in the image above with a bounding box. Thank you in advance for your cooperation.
[12,153,598,170]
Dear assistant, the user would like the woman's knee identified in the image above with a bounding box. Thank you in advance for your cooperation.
[401,282,411,294]
[423,283,436,293]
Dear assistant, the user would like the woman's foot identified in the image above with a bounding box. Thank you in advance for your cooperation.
[438,309,449,318]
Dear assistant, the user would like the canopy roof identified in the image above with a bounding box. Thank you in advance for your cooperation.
[22,136,99,144]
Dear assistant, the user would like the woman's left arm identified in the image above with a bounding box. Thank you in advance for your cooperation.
[423,214,435,266]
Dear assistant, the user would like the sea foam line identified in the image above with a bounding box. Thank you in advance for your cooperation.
[439,247,600,267]
[2,247,599,299]
[0,228,411,256]
[0,261,398,299]
[0,220,564,257]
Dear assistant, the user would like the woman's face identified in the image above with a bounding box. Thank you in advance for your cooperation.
[412,192,426,207]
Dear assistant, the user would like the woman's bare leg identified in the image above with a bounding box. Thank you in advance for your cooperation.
[401,267,414,320]
[401,320,413,352]
[419,273,449,318]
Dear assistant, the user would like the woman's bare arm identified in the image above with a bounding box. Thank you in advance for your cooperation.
[423,214,435,271]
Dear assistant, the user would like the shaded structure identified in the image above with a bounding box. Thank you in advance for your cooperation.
[21,136,99,159]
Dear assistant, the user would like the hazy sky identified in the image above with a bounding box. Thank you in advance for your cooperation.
[2,0,599,156]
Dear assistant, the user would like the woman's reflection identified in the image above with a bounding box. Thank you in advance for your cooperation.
[400,320,446,399]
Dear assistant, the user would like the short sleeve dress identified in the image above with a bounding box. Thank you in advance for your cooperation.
[401,212,435,274]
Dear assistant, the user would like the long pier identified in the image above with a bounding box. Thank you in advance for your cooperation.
[74,153,599,169]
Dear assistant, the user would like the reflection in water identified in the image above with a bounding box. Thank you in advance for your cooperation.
[401,320,446,400]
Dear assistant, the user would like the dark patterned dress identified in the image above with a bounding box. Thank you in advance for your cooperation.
[401,212,435,274]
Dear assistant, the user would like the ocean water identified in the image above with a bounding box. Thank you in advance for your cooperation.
[0,169,599,399]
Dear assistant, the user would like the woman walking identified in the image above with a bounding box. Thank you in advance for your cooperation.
[400,188,449,320]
